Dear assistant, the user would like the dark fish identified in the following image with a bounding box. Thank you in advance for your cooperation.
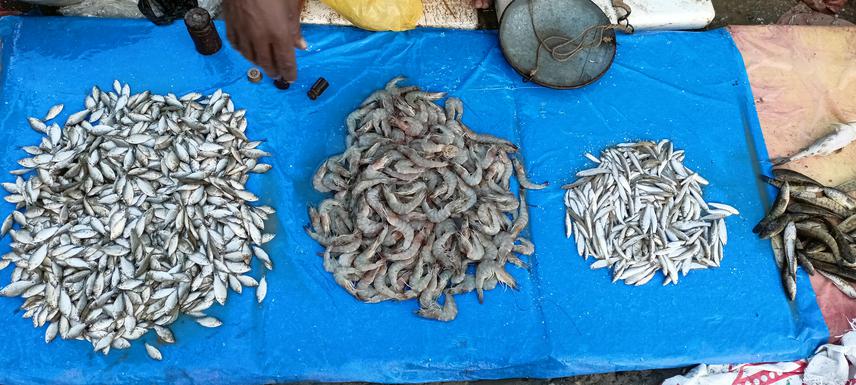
[802,240,828,254]
[781,266,796,301]
[760,175,823,193]
[760,174,784,189]
[805,250,837,265]
[796,252,816,275]
[823,186,856,211]
[755,213,810,239]
[841,213,856,233]
[791,192,851,218]
[807,259,856,282]
[817,270,856,299]
[772,168,822,185]
[786,202,840,219]
[824,218,856,263]
[771,234,785,270]
[795,222,843,264]
[769,182,790,218]
[837,179,856,193]
[784,222,797,277]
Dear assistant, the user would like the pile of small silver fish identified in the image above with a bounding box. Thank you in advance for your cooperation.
[773,121,856,165]
[754,168,856,300]
[0,81,275,360]
[307,77,544,321]
[563,140,738,285]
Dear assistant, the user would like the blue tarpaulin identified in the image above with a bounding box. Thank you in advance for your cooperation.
[0,17,827,384]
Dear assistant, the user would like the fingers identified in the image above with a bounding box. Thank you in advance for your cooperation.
[274,43,298,82]
[287,0,307,50]
[224,0,254,63]
[226,25,238,49]
[222,0,300,82]
[294,27,307,50]
[255,42,277,77]
[269,0,300,81]
[223,0,239,48]
[242,36,258,63]
[472,0,490,9]
[248,27,293,80]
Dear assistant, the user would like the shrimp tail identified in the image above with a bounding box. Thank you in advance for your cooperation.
[494,266,518,290]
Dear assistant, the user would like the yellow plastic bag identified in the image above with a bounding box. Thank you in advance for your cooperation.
[320,0,424,31]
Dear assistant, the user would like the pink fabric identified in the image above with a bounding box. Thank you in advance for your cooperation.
[730,25,856,340]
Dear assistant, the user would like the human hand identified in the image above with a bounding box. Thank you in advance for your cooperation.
[224,0,306,82]
[472,0,493,9]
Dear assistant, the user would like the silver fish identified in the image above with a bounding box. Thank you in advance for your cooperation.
[256,275,267,303]
[773,121,856,165]
[0,84,275,360]
[564,140,736,286]
[144,343,163,361]
[195,316,222,328]
[43,104,64,121]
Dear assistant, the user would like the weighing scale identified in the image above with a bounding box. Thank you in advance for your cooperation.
[498,0,633,89]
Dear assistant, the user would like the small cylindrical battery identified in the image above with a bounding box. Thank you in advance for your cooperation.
[307,77,329,100]
[184,7,222,56]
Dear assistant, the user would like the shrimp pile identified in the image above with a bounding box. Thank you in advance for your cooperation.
[306,77,545,321]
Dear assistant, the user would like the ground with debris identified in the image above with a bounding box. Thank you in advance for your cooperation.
[712,0,855,25]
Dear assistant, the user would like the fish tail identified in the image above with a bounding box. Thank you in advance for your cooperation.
[759,175,777,186]
[770,157,790,166]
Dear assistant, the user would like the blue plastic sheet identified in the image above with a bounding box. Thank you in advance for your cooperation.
[0,17,827,384]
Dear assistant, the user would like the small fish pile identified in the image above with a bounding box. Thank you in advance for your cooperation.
[0,81,274,360]
[773,121,856,165]
[754,168,856,300]
[563,140,738,285]
[307,77,544,321]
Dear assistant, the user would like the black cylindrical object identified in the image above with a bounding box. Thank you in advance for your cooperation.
[184,7,221,55]
[307,77,329,100]
[273,78,291,90]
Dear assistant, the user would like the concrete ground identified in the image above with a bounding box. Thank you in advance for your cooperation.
[424,368,688,385]
[711,0,856,25]
[477,0,856,27]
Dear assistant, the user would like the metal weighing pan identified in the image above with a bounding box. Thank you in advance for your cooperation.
[499,0,617,89]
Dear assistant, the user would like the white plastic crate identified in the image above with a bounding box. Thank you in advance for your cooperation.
[498,0,714,30]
